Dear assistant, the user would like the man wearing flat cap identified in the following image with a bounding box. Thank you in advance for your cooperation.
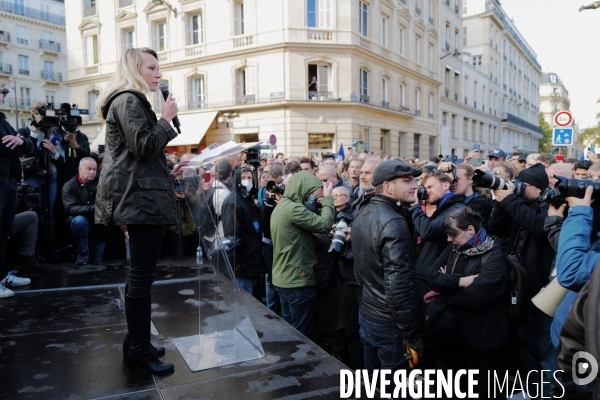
[352,160,424,375]
[488,162,557,397]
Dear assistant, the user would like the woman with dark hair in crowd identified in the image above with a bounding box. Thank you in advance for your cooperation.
[95,47,179,374]
[426,207,509,398]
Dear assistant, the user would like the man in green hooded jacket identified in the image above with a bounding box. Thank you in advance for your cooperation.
[271,170,334,337]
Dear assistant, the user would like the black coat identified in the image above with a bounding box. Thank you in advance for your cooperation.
[353,194,420,341]
[221,170,266,278]
[0,112,33,183]
[427,240,509,352]
[466,193,492,227]
[488,195,555,298]
[62,174,106,243]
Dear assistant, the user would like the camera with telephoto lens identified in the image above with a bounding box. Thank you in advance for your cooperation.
[546,175,600,201]
[417,185,429,201]
[266,180,286,196]
[328,212,354,254]
[472,169,526,197]
[33,103,89,131]
[17,183,42,209]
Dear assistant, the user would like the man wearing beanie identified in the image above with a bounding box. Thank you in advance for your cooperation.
[488,162,557,397]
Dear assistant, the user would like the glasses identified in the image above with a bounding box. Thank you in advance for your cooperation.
[332,194,348,198]
[493,170,500,175]
[321,174,334,183]
[446,229,462,238]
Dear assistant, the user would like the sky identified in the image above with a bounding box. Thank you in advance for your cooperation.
[499,0,600,129]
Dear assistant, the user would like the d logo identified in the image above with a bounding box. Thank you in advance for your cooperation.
[572,351,599,386]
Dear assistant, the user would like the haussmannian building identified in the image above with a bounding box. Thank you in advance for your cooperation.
[66,0,442,159]
[0,0,67,130]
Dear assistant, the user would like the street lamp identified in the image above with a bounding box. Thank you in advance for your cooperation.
[440,50,461,60]
[152,0,177,18]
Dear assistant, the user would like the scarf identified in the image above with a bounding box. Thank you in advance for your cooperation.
[460,228,494,256]
[437,192,455,208]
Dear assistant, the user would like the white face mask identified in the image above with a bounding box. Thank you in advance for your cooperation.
[241,179,253,193]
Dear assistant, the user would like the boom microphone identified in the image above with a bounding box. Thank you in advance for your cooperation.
[158,82,181,134]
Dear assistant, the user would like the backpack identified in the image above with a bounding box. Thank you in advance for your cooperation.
[196,186,223,238]
[482,252,529,325]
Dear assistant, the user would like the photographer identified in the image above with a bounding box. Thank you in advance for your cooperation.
[51,103,90,183]
[487,162,557,397]
[1,87,35,298]
[410,171,466,300]
[19,103,65,241]
[451,163,492,226]
[62,157,105,266]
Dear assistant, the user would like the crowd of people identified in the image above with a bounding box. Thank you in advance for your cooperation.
[2,53,599,393]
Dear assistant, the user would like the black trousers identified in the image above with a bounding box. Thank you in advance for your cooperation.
[126,225,164,298]
[342,282,364,369]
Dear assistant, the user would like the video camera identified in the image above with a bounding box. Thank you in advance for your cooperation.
[32,103,89,132]
[544,176,600,201]
[472,169,526,197]
[17,183,42,209]
[266,180,285,196]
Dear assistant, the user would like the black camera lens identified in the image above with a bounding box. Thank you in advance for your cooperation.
[417,186,428,201]
[554,175,600,199]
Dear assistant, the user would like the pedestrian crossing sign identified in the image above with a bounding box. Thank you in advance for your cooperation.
[552,128,573,146]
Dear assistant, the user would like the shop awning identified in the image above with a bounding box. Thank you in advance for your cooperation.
[167,111,218,147]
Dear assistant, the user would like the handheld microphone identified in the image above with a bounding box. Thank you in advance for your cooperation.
[50,136,61,146]
[158,82,181,134]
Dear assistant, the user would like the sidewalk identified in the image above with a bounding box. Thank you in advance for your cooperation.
[0,258,345,399]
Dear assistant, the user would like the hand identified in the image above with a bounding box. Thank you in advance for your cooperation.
[459,274,479,287]
[2,134,24,150]
[587,152,600,163]
[403,338,424,366]
[202,181,211,190]
[322,181,333,197]
[548,202,567,217]
[161,92,179,123]
[42,139,57,155]
[439,265,447,274]
[174,191,185,199]
[170,161,190,178]
[566,185,594,208]
[124,231,130,241]
[438,162,454,172]
[274,193,282,202]
[492,185,513,202]
[468,150,480,159]
[341,227,351,242]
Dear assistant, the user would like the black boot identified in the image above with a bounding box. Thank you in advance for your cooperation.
[125,294,174,374]
[19,255,53,275]
[122,333,166,361]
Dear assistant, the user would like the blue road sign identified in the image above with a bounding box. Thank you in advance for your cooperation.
[553,128,574,146]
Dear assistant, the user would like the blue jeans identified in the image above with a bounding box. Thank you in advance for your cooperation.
[70,216,105,262]
[359,312,408,374]
[274,285,316,337]
[24,174,57,239]
[236,277,254,295]
[262,244,280,314]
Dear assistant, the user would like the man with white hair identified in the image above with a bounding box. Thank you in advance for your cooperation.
[547,162,572,190]
[317,164,343,188]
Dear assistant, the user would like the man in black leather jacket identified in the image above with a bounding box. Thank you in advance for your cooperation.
[353,160,423,374]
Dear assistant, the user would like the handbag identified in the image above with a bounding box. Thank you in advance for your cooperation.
[424,298,457,341]
[21,154,45,179]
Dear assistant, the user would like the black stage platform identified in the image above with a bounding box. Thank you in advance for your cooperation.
[0,258,346,399]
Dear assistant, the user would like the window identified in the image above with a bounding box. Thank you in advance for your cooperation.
[85,35,98,66]
[454,29,459,51]
[308,133,335,157]
[398,132,407,158]
[46,90,56,105]
[428,94,433,118]
[415,36,420,63]
[17,25,28,45]
[381,78,388,107]
[472,55,482,71]
[442,112,447,126]
[415,90,420,115]
[308,64,330,98]
[18,55,29,75]
[88,91,99,119]
[451,114,456,139]
[472,120,476,141]
[399,27,405,55]
[20,87,30,108]
[414,134,420,158]
[359,1,368,37]
[381,17,388,46]
[463,0,467,13]
[463,118,468,140]
[43,60,54,79]
[428,44,433,69]
[84,0,96,17]
[358,127,370,153]
[187,14,203,45]
[399,84,405,107]
[359,69,368,101]
[152,21,166,52]
[462,26,467,46]
[307,0,331,28]
[121,29,134,52]
[380,129,390,157]
[429,137,435,158]
[189,77,205,109]
[234,1,245,35]
[236,66,256,103]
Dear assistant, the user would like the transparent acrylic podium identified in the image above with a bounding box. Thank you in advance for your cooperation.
[172,142,265,371]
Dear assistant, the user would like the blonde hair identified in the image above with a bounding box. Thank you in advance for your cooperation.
[96,47,158,122]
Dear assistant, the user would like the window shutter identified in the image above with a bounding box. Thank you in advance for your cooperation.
[318,65,328,92]
[244,0,255,33]
[85,36,93,66]
[245,66,256,95]
[318,0,331,28]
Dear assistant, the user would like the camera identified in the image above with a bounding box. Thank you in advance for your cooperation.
[17,183,42,208]
[472,169,526,197]
[172,180,185,193]
[243,145,261,167]
[266,180,285,196]
[328,212,354,254]
[551,175,600,200]
[417,186,429,201]
[34,103,89,131]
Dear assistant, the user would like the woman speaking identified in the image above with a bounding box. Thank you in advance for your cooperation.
[95,48,178,374]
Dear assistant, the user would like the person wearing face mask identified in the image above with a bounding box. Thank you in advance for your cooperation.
[221,167,266,295]
[426,207,509,398]
[270,171,335,338]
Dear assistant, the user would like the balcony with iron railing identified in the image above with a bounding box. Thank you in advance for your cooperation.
[41,70,62,82]
[0,1,65,25]
[0,97,15,109]
[464,96,468,105]
[236,95,256,105]
[415,110,421,117]
[429,113,434,119]
[0,31,10,43]
[455,3,459,13]
[84,4,96,17]
[39,39,60,53]
[0,64,12,75]
[445,0,450,5]
[187,101,205,110]
[429,17,434,25]
[474,101,477,108]
[309,91,334,101]
[20,100,31,109]
[502,113,543,135]
[19,69,30,76]
[17,38,28,45]
[445,42,450,51]
[359,95,370,104]
[415,6,421,15]
[381,101,389,109]
[445,89,449,97]
[454,92,458,101]
[400,106,411,113]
